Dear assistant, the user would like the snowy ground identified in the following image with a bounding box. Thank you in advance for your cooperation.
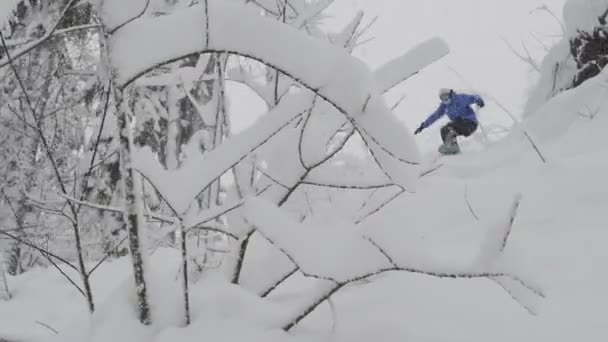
[2,1,606,341]
[2,72,607,341]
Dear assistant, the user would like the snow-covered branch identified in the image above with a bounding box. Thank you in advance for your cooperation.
[107,1,453,193]
[133,93,312,213]
[0,0,81,69]
[244,194,544,329]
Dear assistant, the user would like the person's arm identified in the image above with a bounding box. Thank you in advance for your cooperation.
[421,103,447,128]
[461,94,485,107]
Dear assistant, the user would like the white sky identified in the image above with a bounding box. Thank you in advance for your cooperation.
[227,0,566,150]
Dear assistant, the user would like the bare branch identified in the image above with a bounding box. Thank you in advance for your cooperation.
[260,267,298,297]
[257,167,290,190]
[500,193,522,252]
[419,162,444,178]
[530,5,566,36]
[464,184,480,222]
[35,321,59,335]
[0,230,78,272]
[44,252,86,298]
[390,94,407,111]
[355,189,405,224]
[283,282,343,331]
[59,193,177,225]
[109,0,152,34]
[501,36,540,72]
[79,81,112,208]
[301,180,393,191]
[184,185,271,234]
[87,236,129,276]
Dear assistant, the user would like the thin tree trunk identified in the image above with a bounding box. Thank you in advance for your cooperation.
[179,223,191,325]
[0,253,11,300]
[166,84,180,170]
[113,85,152,325]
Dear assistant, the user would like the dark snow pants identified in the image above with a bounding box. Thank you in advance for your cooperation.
[440,119,477,143]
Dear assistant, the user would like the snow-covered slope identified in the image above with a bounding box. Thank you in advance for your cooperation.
[2,1,607,342]
[2,68,607,342]
[311,71,608,342]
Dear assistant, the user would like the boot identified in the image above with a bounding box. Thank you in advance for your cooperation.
[438,128,460,155]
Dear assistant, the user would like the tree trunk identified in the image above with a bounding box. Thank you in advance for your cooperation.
[113,85,152,325]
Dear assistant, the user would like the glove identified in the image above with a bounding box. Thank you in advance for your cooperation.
[477,99,485,108]
[414,124,424,135]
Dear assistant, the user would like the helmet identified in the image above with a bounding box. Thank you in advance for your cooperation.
[439,88,454,102]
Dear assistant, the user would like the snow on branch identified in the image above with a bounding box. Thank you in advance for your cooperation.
[0,0,81,69]
[133,93,314,214]
[481,193,522,257]
[107,1,451,191]
[109,0,374,115]
[245,194,544,300]
[471,193,545,314]
[249,192,544,330]
[183,185,271,237]
[373,37,450,94]
[243,198,391,283]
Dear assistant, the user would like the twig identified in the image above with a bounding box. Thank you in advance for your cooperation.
[301,179,393,191]
[419,162,444,178]
[43,250,86,298]
[109,0,151,34]
[490,276,538,316]
[530,5,566,36]
[500,193,522,252]
[1,263,11,300]
[185,185,271,234]
[59,193,176,225]
[261,267,298,297]
[87,236,128,276]
[599,6,608,25]
[283,283,343,331]
[257,168,290,190]
[522,130,547,163]
[34,321,59,334]
[79,81,112,208]
[390,94,407,110]
[464,184,480,222]
[501,36,540,72]
[355,189,405,224]
[0,230,77,272]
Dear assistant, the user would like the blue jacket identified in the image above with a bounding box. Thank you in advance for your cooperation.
[422,93,484,129]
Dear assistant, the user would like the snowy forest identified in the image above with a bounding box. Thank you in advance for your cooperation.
[0,0,607,341]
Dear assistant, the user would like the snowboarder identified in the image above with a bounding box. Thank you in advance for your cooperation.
[414,88,485,154]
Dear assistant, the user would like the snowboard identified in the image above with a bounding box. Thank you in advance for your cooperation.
[438,142,460,155]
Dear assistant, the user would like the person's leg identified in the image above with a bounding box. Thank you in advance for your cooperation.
[440,120,477,154]
[440,123,457,144]
[451,119,478,137]
[439,123,459,154]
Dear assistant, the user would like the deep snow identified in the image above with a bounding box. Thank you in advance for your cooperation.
[2,69,608,341]
[2,0,607,341]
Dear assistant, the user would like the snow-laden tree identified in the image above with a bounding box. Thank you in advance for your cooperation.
[0,0,546,337]
[0,0,109,312]
[525,0,608,114]
[93,0,544,331]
